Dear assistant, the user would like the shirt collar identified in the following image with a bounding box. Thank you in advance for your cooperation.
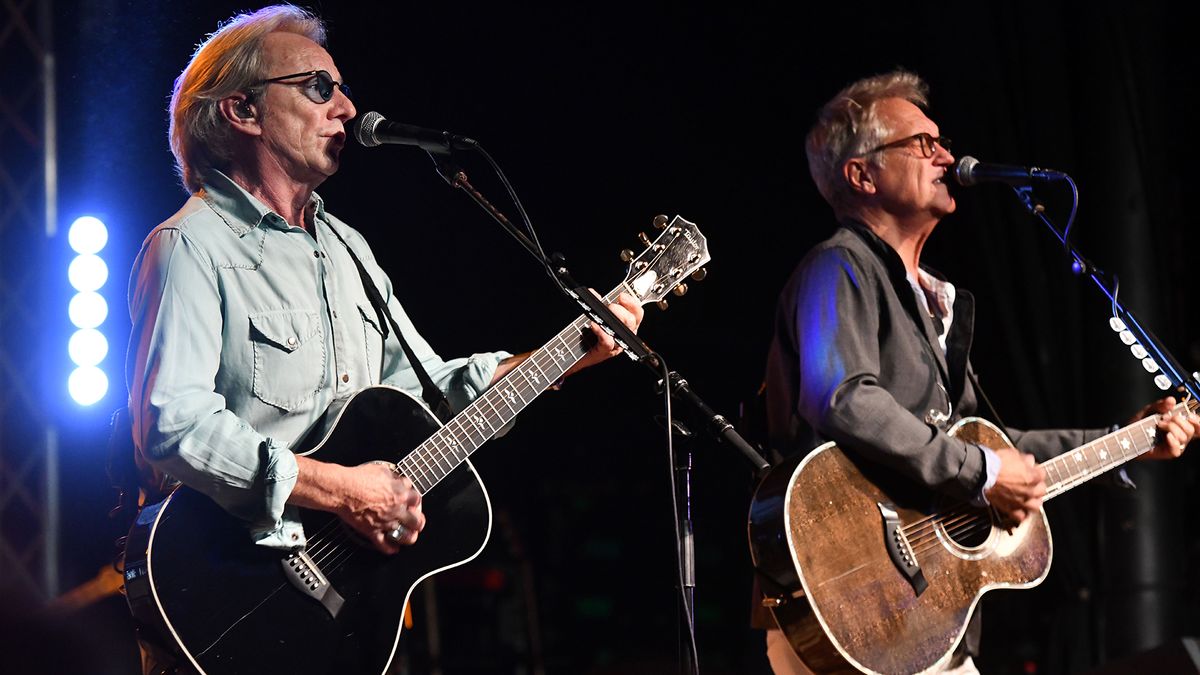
[198,170,327,236]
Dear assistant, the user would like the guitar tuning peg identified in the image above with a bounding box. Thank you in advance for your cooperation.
[656,299,669,311]
[673,283,688,297]
[653,214,669,229]
[619,248,636,263]
[637,231,652,247]
[690,267,707,281]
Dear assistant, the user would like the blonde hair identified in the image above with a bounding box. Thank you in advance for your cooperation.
[805,70,928,217]
[168,4,326,192]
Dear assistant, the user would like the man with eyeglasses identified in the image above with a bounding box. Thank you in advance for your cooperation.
[756,70,1197,674]
[125,6,641,673]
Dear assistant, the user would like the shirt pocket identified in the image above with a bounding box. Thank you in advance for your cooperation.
[249,310,327,411]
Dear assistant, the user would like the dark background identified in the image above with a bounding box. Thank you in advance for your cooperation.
[16,0,1200,673]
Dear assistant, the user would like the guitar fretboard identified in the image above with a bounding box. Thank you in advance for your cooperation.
[398,288,623,494]
[1043,399,1197,500]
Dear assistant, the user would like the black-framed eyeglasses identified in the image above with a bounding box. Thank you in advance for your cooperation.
[258,70,352,104]
[864,132,951,159]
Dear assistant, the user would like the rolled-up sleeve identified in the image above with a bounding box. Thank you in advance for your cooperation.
[127,227,300,546]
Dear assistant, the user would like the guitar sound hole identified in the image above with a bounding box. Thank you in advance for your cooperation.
[942,508,993,548]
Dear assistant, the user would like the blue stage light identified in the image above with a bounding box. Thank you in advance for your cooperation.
[68,291,109,329]
[68,328,109,367]
[68,366,109,406]
[68,253,109,292]
[65,215,113,407]
[68,216,108,255]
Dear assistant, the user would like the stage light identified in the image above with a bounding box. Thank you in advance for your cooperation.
[68,366,109,406]
[68,254,109,292]
[68,290,108,329]
[65,214,113,407]
[68,216,108,255]
[68,328,109,367]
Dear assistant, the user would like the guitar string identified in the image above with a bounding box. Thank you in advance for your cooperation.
[882,400,1198,564]
[296,308,602,574]
[902,507,983,547]
[307,364,570,570]
[908,415,1188,557]
[904,515,991,556]
[296,276,647,573]
[897,402,1191,540]
[908,514,991,556]
[910,518,994,558]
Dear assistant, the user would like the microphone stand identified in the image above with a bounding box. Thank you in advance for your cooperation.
[423,146,767,675]
[671,418,697,675]
[1010,184,1199,398]
[424,148,771,471]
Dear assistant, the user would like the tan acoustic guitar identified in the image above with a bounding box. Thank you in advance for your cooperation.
[748,399,1195,674]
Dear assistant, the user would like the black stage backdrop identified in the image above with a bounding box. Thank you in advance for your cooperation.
[41,1,1197,673]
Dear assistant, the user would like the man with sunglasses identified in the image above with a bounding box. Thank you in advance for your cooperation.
[756,70,1197,674]
[126,6,641,673]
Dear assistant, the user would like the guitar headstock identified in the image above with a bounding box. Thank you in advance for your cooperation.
[619,215,709,310]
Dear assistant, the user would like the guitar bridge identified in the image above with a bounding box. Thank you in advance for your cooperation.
[878,502,928,597]
[282,550,345,618]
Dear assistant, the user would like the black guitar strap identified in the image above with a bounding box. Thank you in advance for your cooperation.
[324,223,454,424]
[967,367,1008,432]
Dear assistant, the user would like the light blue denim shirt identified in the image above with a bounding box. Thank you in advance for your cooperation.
[126,170,509,549]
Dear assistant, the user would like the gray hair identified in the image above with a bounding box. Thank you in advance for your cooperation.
[168,5,326,193]
[805,70,929,217]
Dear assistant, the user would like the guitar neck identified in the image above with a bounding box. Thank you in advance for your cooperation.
[399,287,624,494]
[1042,399,1197,500]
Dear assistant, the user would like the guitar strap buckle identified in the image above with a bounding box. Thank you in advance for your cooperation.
[925,382,953,428]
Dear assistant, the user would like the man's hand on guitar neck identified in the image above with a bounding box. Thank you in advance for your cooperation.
[290,456,426,554]
[486,291,645,387]
[1133,396,1199,460]
[985,447,1046,527]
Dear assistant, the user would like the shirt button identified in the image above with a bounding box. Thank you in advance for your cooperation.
[341,374,350,383]
[332,310,338,319]
[313,250,321,258]
[291,533,300,541]
[287,337,297,347]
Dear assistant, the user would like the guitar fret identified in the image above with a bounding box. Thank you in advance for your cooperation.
[431,439,454,475]
[408,449,435,483]
[470,393,504,429]
[1044,401,1197,500]
[495,383,520,415]
[525,357,549,387]
[456,411,487,450]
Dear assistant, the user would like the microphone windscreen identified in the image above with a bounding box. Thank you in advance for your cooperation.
[954,156,980,187]
[354,111,385,147]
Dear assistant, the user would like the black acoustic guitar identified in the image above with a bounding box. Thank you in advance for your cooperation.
[123,216,709,675]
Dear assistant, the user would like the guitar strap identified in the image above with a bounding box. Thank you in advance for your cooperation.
[324,223,454,424]
[967,367,1008,432]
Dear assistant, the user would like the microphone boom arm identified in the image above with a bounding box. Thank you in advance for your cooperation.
[1009,182,1199,399]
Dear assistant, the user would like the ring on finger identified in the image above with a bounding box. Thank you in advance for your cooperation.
[388,524,406,542]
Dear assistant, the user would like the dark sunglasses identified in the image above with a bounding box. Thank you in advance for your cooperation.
[864,132,951,159]
[258,70,352,104]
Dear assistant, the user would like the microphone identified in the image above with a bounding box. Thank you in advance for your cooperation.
[953,156,1067,187]
[353,111,477,152]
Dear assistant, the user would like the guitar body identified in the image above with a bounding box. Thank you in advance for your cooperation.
[749,417,1053,674]
[124,386,493,675]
